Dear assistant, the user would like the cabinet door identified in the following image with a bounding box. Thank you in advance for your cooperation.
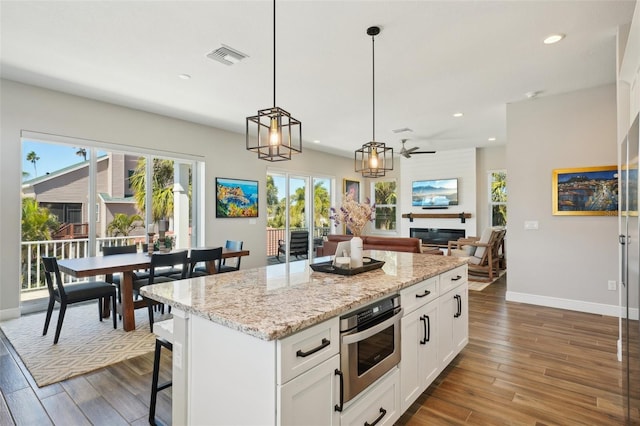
[452,283,469,355]
[400,308,422,412]
[439,283,468,368]
[279,354,340,426]
[419,301,440,390]
[400,301,439,412]
[438,287,456,367]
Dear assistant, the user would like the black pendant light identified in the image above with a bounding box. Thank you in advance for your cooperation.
[355,26,393,178]
[246,0,302,161]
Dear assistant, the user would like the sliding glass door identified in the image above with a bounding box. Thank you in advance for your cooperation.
[266,171,332,263]
[20,135,199,307]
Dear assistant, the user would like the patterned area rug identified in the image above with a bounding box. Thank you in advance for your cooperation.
[468,270,506,291]
[0,303,158,387]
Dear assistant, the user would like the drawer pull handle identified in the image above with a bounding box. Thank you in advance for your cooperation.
[334,369,344,412]
[416,289,431,298]
[296,338,330,357]
[451,275,462,281]
[364,407,387,426]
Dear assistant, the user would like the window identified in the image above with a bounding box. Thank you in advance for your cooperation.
[489,170,507,227]
[373,180,397,231]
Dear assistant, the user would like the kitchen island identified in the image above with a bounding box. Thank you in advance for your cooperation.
[141,250,468,425]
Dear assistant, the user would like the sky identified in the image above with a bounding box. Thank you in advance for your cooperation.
[22,141,87,180]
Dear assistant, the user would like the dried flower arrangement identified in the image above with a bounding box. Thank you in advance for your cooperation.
[330,193,375,237]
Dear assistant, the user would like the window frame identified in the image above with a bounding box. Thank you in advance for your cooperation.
[488,169,507,227]
[370,178,398,235]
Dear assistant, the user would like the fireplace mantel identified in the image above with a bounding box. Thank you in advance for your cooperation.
[402,212,472,223]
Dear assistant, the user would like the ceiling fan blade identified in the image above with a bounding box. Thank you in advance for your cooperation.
[412,151,436,154]
[402,151,411,158]
[406,146,419,153]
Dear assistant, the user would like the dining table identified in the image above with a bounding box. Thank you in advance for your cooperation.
[56,247,250,331]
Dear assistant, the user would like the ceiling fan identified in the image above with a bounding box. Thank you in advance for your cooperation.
[398,139,436,158]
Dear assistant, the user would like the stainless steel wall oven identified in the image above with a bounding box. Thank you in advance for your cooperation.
[335,294,402,411]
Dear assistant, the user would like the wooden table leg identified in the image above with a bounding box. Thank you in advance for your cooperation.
[121,271,136,331]
[102,273,113,318]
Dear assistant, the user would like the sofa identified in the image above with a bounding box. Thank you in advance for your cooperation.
[315,234,442,257]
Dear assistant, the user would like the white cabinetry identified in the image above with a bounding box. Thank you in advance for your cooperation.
[400,277,440,411]
[341,368,400,426]
[439,266,469,368]
[189,315,339,426]
[400,265,468,411]
[279,355,340,426]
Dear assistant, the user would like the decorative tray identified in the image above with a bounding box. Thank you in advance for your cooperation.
[310,257,385,276]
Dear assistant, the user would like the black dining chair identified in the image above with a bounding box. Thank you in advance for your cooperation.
[134,250,188,332]
[188,247,223,278]
[102,244,139,304]
[219,240,243,273]
[41,256,117,344]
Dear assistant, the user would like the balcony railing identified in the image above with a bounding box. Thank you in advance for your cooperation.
[21,236,146,293]
[21,227,331,295]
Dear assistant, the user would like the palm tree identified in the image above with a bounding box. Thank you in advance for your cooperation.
[374,181,397,230]
[26,151,40,177]
[21,198,59,241]
[75,147,87,161]
[129,158,175,222]
[106,213,144,236]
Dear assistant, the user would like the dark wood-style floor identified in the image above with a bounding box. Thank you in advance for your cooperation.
[0,275,626,425]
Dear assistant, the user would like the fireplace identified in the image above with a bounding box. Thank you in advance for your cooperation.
[410,228,465,247]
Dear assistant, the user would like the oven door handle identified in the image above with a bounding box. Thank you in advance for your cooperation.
[342,308,403,345]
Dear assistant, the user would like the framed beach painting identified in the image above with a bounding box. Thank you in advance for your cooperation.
[216,177,259,218]
[552,166,618,216]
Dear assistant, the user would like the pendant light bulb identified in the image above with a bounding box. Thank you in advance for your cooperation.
[369,147,379,168]
[269,117,280,146]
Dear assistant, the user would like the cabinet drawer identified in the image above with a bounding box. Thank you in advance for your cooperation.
[400,276,438,314]
[440,264,468,294]
[277,317,339,384]
[341,368,400,426]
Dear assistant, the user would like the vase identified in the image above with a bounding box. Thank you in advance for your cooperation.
[350,236,363,268]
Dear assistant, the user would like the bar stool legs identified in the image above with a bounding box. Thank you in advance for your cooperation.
[149,337,172,425]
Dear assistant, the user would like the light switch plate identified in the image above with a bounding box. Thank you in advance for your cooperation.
[524,220,539,230]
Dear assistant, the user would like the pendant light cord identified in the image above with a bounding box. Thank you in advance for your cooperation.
[371,33,375,142]
[273,0,276,108]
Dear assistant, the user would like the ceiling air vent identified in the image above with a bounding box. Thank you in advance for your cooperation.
[206,45,249,66]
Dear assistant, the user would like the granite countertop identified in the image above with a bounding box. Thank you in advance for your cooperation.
[140,250,467,341]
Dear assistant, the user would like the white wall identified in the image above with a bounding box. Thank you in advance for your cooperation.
[0,79,354,318]
[399,148,477,238]
[506,84,619,315]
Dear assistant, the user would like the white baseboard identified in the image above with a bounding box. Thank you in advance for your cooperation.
[505,291,627,318]
[0,307,21,321]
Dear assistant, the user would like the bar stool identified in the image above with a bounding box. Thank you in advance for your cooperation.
[149,318,173,425]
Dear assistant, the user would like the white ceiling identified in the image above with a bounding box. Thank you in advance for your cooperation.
[1,1,636,158]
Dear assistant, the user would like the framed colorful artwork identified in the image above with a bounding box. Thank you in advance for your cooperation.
[552,166,618,216]
[215,177,259,218]
[343,179,360,202]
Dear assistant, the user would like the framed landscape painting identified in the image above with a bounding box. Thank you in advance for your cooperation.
[216,177,259,218]
[552,166,618,216]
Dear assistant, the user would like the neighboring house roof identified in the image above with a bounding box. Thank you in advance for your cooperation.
[21,154,109,189]
[99,193,137,204]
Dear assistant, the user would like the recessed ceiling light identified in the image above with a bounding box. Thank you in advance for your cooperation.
[453,112,463,118]
[313,140,320,144]
[488,137,496,142]
[543,34,565,44]
[178,74,191,80]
